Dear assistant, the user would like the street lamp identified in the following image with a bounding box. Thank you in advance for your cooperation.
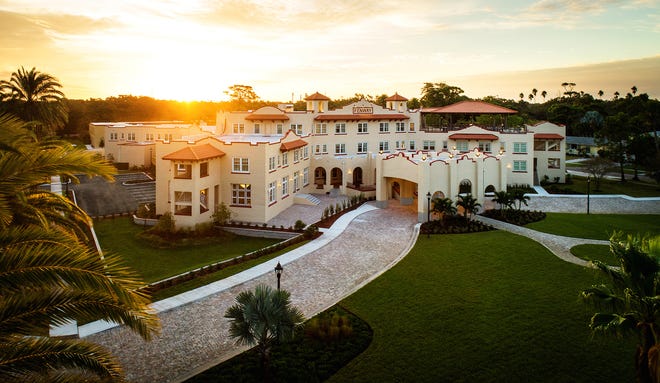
[274,261,283,290]
[426,192,431,238]
[586,176,591,215]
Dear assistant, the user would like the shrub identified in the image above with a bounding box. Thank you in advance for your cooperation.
[151,212,175,237]
[304,225,319,239]
[212,202,232,225]
[294,220,306,231]
[481,209,546,226]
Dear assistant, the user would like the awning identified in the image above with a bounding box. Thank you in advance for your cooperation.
[448,133,499,141]
[534,133,564,140]
[280,139,308,152]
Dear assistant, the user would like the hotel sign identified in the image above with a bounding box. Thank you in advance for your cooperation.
[352,106,373,114]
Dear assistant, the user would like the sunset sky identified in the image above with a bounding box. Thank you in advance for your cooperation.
[1,0,658,102]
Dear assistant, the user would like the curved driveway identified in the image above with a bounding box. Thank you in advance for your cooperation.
[88,202,418,383]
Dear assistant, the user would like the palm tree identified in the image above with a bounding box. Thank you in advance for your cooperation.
[581,233,660,383]
[492,190,513,212]
[632,85,638,95]
[225,284,305,378]
[614,91,620,100]
[598,90,604,99]
[455,194,481,221]
[519,92,524,101]
[431,197,456,220]
[0,226,159,382]
[511,189,530,210]
[0,114,114,237]
[0,67,67,137]
[541,90,547,101]
[0,115,159,381]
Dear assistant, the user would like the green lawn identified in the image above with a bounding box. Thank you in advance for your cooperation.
[330,231,635,382]
[571,244,615,266]
[565,175,660,197]
[94,217,280,282]
[525,213,660,240]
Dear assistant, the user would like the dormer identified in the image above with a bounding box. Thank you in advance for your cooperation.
[385,93,408,112]
[305,92,330,113]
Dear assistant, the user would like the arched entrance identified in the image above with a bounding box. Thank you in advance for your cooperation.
[330,167,342,188]
[314,167,326,189]
[352,167,363,188]
[485,184,496,194]
[459,179,472,195]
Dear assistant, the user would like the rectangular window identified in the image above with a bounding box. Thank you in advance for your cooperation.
[164,133,173,142]
[231,184,251,206]
[282,152,289,166]
[303,167,309,186]
[174,191,192,216]
[322,144,327,154]
[315,144,321,154]
[200,162,209,178]
[548,158,560,169]
[291,124,303,135]
[513,160,527,172]
[175,163,192,179]
[379,122,389,133]
[357,122,368,133]
[232,123,245,134]
[145,133,154,141]
[379,141,390,152]
[479,142,491,152]
[268,181,276,204]
[335,123,346,134]
[109,132,117,140]
[395,122,405,132]
[335,143,346,155]
[232,157,249,173]
[268,156,276,171]
[315,123,327,134]
[423,140,436,151]
[513,142,527,153]
[199,188,209,213]
[253,123,260,134]
[282,176,289,196]
[127,133,135,141]
[293,149,300,162]
[357,142,368,153]
[293,171,300,191]
[456,141,468,152]
[442,140,448,150]
[395,140,406,150]
[303,146,309,159]
[548,140,561,151]
[409,122,415,131]
[276,124,283,134]
[408,141,416,151]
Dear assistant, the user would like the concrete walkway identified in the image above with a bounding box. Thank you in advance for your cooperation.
[87,201,419,383]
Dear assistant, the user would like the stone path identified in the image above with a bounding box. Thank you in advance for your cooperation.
[87,201,418,383]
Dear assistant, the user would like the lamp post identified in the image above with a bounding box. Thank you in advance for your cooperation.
[274,261,283,290]
[586,176,591,215]
[426,192,431,239]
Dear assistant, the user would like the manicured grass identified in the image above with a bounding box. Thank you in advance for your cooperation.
[571,244,616,266]
[150,241,308,301]
[94,217,280,282]
[564,175,660,197]
[525,213,660,240]
[330,231,635,382]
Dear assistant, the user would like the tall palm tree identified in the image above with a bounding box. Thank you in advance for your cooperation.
[0,67,67,137]
[598,90,604,99]
[225,284,304,376]
[455,194,481,221]
[0,114,114,237]
[431,197,456,219]
[0,115,159,381]
[541,90,547,101]
[632,85,638,95]
[0,226,159,382]
[581,233,660,383]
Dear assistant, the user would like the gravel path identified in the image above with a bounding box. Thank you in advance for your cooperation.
[87,202,418,383]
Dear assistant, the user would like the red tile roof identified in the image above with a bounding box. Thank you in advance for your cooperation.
[245,113,290,121]
[534,133,564,140]
[305,92,330,101]
[314,114,409,121]
[162,143,225,161]
[280,139,308,152]
[385,93,408,101]
[448,133,499,141]
[422,100,518,114]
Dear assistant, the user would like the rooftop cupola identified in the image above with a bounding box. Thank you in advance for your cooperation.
[385,93,408,112]
[305,92,330,113]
